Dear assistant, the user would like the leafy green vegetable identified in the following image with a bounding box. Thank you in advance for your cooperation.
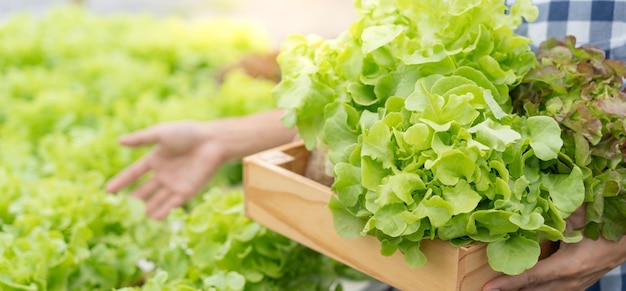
[0,7,365,290]
[125,189,360,291]
[276,0,589,275]
[511,36,626,241]
[486,234,540,275]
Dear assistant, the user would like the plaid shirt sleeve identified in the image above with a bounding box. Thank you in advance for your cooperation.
[511,0,626,61]
[510,1,626,291]
[586,263,626,291]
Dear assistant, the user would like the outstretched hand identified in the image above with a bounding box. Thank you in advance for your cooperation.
[106,121,225,219]
[106,110,299,220]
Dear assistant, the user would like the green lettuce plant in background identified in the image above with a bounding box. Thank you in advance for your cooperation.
[0,7,363,290]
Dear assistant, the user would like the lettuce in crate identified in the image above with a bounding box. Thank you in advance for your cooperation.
[275,0,586,275]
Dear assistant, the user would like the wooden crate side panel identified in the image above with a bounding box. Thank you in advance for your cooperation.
[244,151,465,291]
[251,141,309,175]
[456,244,501,290]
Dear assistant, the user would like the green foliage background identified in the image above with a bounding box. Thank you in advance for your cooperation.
[0,7,361,291]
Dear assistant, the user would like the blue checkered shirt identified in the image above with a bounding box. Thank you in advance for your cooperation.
[512,1,626,290]
[513,0,626,60]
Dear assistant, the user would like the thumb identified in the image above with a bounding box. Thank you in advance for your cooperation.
[119,126,162,147]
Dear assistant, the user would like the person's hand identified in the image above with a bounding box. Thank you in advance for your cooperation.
[483,206,626,291]
[105,110,299,220]
[106,121,226,219]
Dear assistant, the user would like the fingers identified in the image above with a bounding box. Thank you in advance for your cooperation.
[105,154,152,193]
[130,177,160,200]
[144,188,186,220]
[515,271,603,291]
[151,195,186,220]
[565,205,586,231]
[483,243,601,291]
[107,125,165,192]
[121,178,187,220]
[118,125,162,147]
[483,255,560,291]
[145,189,170,216]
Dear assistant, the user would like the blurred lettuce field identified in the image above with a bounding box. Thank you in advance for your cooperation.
[0,7,362,291]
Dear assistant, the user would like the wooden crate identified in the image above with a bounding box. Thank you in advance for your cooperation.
[243,141,501,291]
